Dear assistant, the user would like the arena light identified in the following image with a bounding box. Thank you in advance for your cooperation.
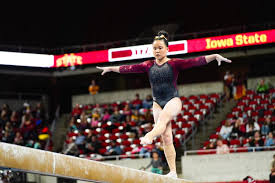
[0,51,54,67]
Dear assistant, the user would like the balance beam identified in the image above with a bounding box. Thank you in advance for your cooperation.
[0,142,190,183]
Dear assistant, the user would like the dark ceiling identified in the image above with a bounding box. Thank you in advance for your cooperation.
[0,1,274,49]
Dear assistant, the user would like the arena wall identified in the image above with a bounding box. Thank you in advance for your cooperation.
[181,151,273,182]
[72,75,275,107]
[72,81,223,106]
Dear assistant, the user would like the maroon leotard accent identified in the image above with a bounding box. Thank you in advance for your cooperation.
[119,56,207,108]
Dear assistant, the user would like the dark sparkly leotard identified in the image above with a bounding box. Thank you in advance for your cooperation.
[119,56,207,108]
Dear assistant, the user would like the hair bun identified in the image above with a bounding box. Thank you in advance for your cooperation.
[157,30,169,40]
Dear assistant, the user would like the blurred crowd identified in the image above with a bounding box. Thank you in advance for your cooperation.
[61,93,167,161]
[0,102,51,150]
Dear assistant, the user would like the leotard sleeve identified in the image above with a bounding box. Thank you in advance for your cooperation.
[173,56,207,71]
[119,60,152,74]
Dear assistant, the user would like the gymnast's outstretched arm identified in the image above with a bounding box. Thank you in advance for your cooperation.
[205,54,232,66]
[97,61,150,75]
[173,54,232,71]
[96,66,120,75]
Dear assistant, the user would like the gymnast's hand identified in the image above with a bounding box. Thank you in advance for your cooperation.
[215,54,232,66]
[96,66,110,75]
[96,66,120,75]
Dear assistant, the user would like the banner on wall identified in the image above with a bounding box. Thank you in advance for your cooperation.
[53,29,275,67]
[0,29,274,68]
[187,29,275,53]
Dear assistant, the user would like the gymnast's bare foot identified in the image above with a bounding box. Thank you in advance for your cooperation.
[166,171,178,178]
[140,135,153,145]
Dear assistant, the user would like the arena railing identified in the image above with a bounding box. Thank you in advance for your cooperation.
[184,145,275,156]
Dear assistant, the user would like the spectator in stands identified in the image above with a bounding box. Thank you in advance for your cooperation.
[144,110,154,124]
[219,119,233,140]
[88,79,99,95]
[142,95,153,109]
[69,117,78,132]
[204,141,216,150]
[131,93,142,109]
[20,106,33,127]
[92,110,100,121]
[223,71,234,101]
[20,113,34,139]
[80,111,86,122]
[75,131,86,150]
[13,132,24,146]
[216,139,230,154]
[143,150,164,175]
[91,116,99,128]
[109,107,122,122]
[105,141,122,156]
[262,118,270,136]
[92,104,103,116]
[2,131,14,143]
[256,79,270,94]
[265,132,275,147]
[34,102,45,120]
[249,131,264,151]
[139,144,155,158]
[0,108,9,128]
[4,122,13,134]
[231,117,246,138]
[85,135,101,154]
[1,104,11,118]
[122,103,132,119]
[62,136,79,156]
[79,117,89,131]
[131,109,141,123]
[10,111,19,128]
[124,115,138,136]
[102,110,110,122]
[246,118,260,138]
[33,141,41,149]
[233,73,246,100]
[71,104,82,118]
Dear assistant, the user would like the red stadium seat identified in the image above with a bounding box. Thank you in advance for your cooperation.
[216,126,222,133]
[175,130,185,135]
[230,139,241,148]
[210,134,219,139]
[180,96,187,101]
[199,104,209,115]
[133,139,140,145]
[122,140,131,146]
[99,148,107,154]
[264,110,273,116]
[172,123,179,129]
[123,146,133,153]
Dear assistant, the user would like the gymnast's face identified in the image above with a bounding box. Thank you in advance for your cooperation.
[152,40,169,61]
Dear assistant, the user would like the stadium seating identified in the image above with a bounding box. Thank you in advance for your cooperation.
[200,89,275,154]
[63,93,222,159]
[0,102,51,150]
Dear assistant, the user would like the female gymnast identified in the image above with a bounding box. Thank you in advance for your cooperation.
[97,30,231,178]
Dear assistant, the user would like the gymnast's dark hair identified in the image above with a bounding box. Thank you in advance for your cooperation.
[153,30,169,47]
